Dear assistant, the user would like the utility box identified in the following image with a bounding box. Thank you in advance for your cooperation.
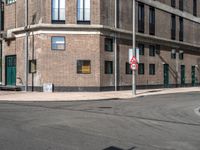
[43,83,53,92]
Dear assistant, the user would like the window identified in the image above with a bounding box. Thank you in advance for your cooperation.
[149,64,155,75]
[29,60,37,73]
[0,2,4,31]
[155,45,160,55]
[105,38,113,52]
[138,3,144,33]
[138,63,144,75]
[6,0,16,4]
[193,0,197,16]
[171,14,176,40]
[52,0,65,24]
[51,37,65,50]
[126,62,132,74]
[179,51,184,60]
[179,0,183,11]
[149,45,155,56]
[179,17,184,41]
[171,49,176,59]
[77,0,90,24]
[77,60,91,74]
[138,43,144,55]
[149,7,155,35]
[171,0,176,8]
[0,41,2,83]
[105,61,113,74]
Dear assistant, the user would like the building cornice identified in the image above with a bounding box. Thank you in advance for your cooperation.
[137,0,200,24]
[5,23,200,52]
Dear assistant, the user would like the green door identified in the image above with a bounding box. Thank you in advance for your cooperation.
[181,65,185,86]
[5,55,16,86]
[163,64,169,88]
[191,66,195,86]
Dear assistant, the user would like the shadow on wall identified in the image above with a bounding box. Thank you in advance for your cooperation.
[103,146,136,150]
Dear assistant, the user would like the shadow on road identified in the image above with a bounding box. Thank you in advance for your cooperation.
[103,146,136,150]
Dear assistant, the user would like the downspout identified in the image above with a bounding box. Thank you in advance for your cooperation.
[114,0,117,91]
[24,0,28,91]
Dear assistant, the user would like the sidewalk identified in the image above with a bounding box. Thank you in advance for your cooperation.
[0,87,199,101]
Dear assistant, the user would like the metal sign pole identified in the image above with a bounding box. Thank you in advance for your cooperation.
[132,0,136,96]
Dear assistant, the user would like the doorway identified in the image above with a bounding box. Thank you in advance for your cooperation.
[5,55,16,86]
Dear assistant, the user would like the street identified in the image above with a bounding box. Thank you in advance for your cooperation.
[0,92,200,150]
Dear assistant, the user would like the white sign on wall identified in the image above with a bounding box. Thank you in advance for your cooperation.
[129,48,140,64]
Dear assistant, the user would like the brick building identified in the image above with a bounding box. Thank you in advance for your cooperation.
[0,0,200,91]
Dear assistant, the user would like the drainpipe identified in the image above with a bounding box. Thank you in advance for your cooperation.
[114,0,117,91]
[24,0,28,91]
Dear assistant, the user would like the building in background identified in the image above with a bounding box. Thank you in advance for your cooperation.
[0,0,200,91]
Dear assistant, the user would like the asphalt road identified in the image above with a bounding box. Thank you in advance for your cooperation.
[0,92,200,150]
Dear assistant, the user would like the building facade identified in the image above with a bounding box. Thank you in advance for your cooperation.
[0,0,200,91]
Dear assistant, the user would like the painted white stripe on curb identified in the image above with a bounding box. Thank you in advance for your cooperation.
[194,107,200,116]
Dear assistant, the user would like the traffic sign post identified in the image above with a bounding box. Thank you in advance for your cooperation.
[130,63,138,70]
[129,56,138,71]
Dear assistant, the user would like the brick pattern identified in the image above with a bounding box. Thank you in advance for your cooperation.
[2,0,200,90]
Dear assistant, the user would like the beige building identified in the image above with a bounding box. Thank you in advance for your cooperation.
[0,0,200,91]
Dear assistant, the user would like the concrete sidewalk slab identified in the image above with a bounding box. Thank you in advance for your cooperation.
[0,87,199,101]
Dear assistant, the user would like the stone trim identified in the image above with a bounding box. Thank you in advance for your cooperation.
[6,24,200,51]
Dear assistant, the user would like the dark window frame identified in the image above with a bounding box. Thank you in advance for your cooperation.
[138,43,145,55]
[179,17,184,41]
[51,36,66,50]
[0,2,4,31]
[77,60,91,74]
[149,45,155,57]
[179,0,183,11]
[171,14,176,40]
[171,0,176,8]
[77,0,91,24]
[138,2,145,33]
[193,0,197,16]
[29,59,37,74]
[155,44,160,55]
[149,7,155,35]
[126,62,132,74]
[51,0,66,24]
[149,64,155,75]
[138,63,145,75]
[179,51,184,60]
[105,38,113,52]
[105,61,113,74]
[171,49,176,59]
[0,41,2,82]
